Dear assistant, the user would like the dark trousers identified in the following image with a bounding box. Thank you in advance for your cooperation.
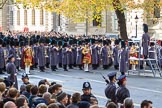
[39,66,45,72]
[59,63,62,67]
[46,63,50,68]
[3,66,6,71]
[30,65,34,70]
[92,64,98,70]
[63,65,68,71]
[114,65,119,70]
[78,64,83,70]
[121,72,125,75]
[51,65,56,71]
[17,66,20,71]
[0,68,3,74]
[34,63,38,68]
[103,65,109,69]
[69,64,73,69]
[73,63,77,67]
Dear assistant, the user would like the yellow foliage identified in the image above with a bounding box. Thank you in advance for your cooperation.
[15,0,162,23]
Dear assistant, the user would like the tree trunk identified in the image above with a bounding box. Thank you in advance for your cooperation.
[112,0,128,40]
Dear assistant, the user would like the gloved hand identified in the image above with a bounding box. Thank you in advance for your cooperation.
[105,79,109,84]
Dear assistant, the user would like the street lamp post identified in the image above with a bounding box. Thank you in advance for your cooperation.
[135,15,139,38]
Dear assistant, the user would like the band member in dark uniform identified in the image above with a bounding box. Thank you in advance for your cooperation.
[37,38,46,72]
[62,42,68,71]
[0,39,5,74]
[119,40,128,75]
[101,40,109,69]
[105,72,117,105]
[142,24,150,59]
[91,39,99,70]
[6,54,18,89]
[76,41,83,70]
[50,39,58,71]
[113,39,120,70]
[116,75,130,107]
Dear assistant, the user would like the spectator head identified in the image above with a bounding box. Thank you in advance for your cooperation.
[8,54,15,62]
[107,102,117,108]
[20,85,26,94]
[31,85,38,95]
[43,92,52,104]
[78,101,90,108]
[141,100,153,108]
[107,72,117,82]
[8,88,18,98]
[82,82,92,95]
[117,75,127,86]
[39,84,47,95]
[124,98,134,108]
[51,84,62,94]
[26,84,34,93]
[36,103,47,108]
[0,82,6,93]
[21,73,29,83]
[72,92,81,103]
[3,101,17,108]
[16,96,28,108]
[38,79,50,87]
[48,103,59,108]
[56,92,68,105]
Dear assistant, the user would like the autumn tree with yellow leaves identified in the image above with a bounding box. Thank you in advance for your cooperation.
[1,0,161,39]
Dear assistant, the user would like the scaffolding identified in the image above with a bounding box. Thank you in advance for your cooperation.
[127,39,162,77]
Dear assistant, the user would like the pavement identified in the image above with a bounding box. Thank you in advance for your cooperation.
[0,66,162,108]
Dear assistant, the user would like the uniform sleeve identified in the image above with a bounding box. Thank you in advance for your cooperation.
[123,88,130,99]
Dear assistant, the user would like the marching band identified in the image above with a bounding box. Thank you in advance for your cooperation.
[0,24,162,76]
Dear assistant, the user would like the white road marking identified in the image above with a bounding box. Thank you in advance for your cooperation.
[29,75,64,83]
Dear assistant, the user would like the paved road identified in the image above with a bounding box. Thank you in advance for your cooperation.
[1,66,162,108]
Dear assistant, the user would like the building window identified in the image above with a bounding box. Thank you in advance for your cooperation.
[58,14,60,26]
[24,10,27,25]
[40,9,44,25]
[17,10,20,25]
[32,9,35,25]
[10,11,13,25]
[114,15,118,31]
[93,13,101,26]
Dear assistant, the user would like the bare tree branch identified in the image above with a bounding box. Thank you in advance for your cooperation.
[0,0,8,9]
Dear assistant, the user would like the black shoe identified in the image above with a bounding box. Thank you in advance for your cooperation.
[30,68,34,70]
[52,69,56,71]
[79,68,83,70]
[0,72,5,74]
[64,69,68,71]
[140,65,143,69]
[40,69,45,72]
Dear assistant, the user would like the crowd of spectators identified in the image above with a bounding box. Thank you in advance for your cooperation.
[0,74,153,108]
